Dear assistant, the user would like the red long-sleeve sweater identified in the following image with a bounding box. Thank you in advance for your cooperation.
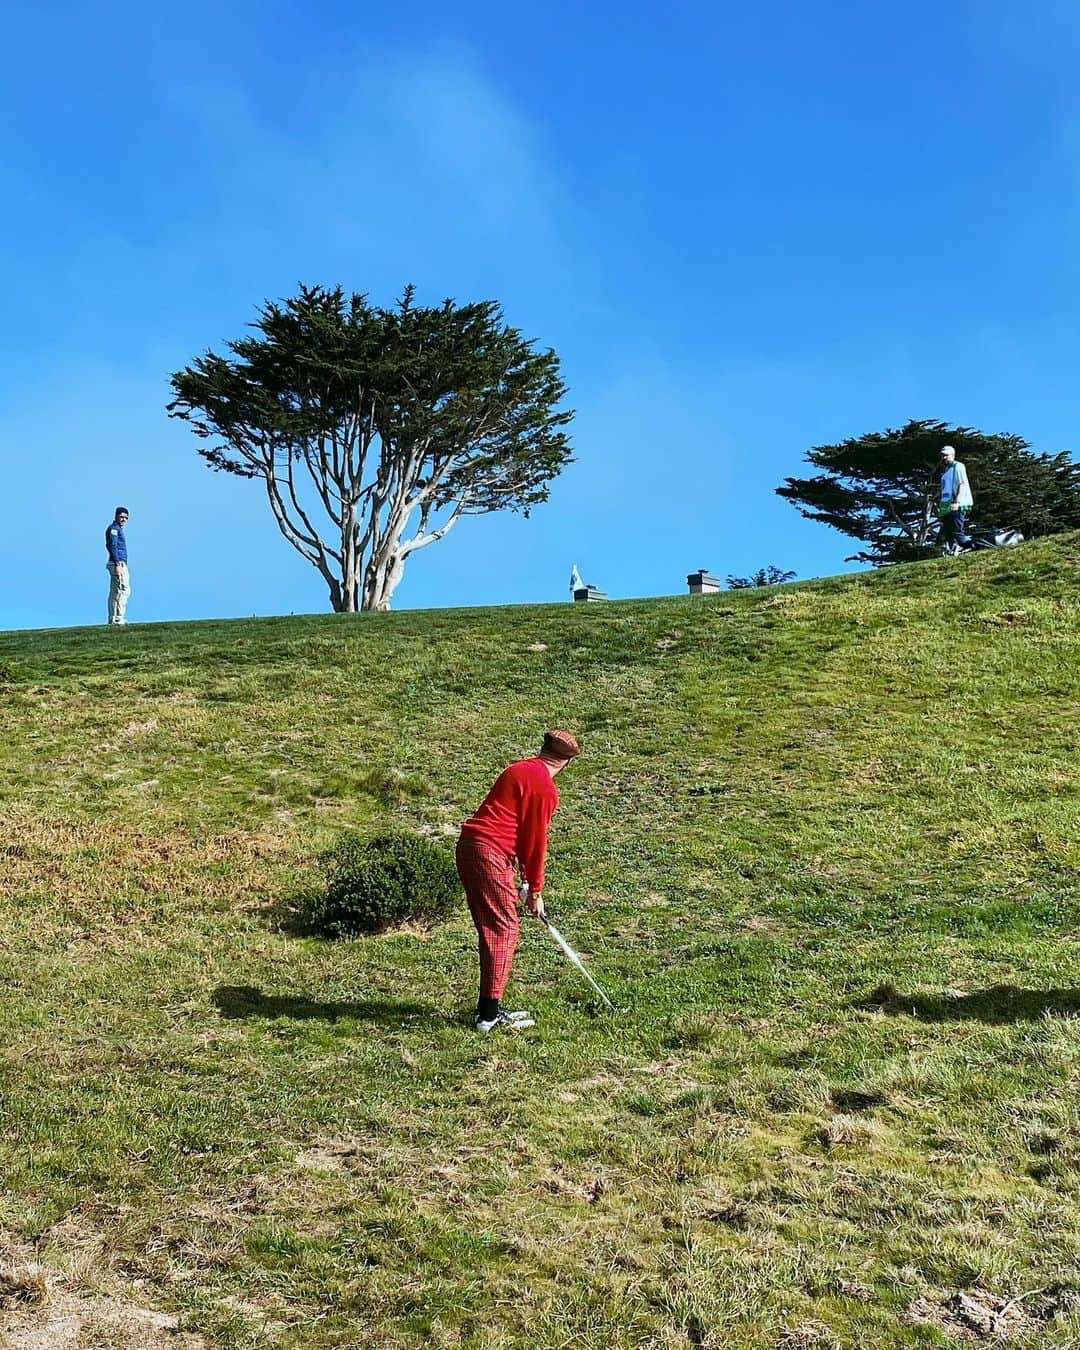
[460,758,559,891]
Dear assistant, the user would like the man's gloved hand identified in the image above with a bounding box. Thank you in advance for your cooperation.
[519,882,545,918]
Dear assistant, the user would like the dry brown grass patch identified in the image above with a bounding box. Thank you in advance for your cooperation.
[816,1115,877,1150]
[0,806,297,913]
[0,1231,205,1349]
[1,1289,206,1349]
[905,1288,1059,1341]
[0,1260,48,1310]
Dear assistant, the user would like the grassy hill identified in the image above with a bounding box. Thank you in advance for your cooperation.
[0,535,1078,1349]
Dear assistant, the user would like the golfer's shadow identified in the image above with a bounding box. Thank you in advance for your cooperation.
[213,984,431,1025]
[861,982,1080,1023]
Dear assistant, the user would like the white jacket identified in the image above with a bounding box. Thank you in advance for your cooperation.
[940,460,973,508]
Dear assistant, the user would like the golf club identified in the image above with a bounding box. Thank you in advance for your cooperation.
[532,908,615,1011]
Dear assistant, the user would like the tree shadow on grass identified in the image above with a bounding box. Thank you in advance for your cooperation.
[213,984,432,1025]
[860,981,1080,1023]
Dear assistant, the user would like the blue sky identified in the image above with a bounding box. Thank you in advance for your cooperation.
[1,0,1077,628]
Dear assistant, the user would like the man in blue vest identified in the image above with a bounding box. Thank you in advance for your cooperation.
[938,446,973,555]
[105,506,131,624]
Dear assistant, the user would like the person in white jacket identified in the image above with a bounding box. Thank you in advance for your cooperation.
[938,446,973,554]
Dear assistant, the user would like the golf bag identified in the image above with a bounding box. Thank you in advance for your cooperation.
[969,528,1024,550]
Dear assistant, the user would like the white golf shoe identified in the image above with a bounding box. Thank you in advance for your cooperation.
[474,1008,536,1032]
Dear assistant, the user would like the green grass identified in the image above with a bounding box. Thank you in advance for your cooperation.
[1,534,1078,1347]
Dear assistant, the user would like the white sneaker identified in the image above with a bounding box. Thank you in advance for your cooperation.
[474,1009,536,1033]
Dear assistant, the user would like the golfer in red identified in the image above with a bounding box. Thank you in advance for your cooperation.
[457,730,581,1032]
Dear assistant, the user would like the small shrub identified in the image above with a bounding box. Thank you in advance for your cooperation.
[302,832,458,936]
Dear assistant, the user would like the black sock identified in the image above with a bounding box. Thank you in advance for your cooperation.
[476,996,499,1021]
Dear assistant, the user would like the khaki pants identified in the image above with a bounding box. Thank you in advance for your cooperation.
[107,563,131,624]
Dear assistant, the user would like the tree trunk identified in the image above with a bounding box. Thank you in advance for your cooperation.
[361,548,403,611]
[917,493,936,547]
[340,510,359,613]
[375,552,403,611]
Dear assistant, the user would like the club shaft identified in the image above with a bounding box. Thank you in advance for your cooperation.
[538,915,614,1009]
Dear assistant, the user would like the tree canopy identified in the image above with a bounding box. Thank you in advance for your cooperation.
[168,285,574,611]
[777,419,1080,564]
[727,566,796,589]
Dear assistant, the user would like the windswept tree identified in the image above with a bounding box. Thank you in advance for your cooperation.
[777,419,1080,564]
[169,285,574,611]
[727,565,796,589]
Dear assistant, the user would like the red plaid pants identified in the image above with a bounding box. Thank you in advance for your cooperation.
[456,836,519,1000]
